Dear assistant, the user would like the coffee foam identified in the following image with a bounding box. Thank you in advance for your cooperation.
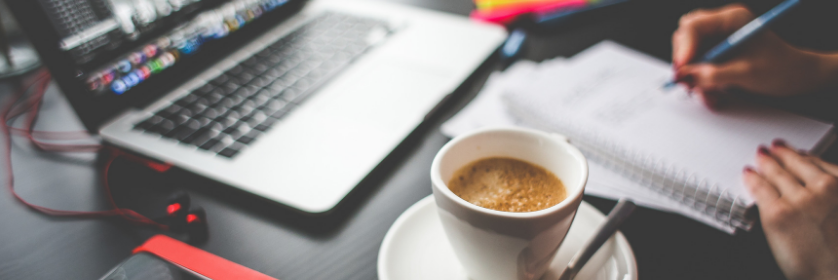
[447,157,567,212]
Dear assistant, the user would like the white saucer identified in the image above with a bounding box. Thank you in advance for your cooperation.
[378,196,637,280]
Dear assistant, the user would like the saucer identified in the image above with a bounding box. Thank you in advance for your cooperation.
[378,196,637,280]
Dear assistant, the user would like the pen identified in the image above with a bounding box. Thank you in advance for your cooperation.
[663,0,801,89]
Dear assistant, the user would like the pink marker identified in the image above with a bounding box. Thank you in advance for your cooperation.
[470,0,588,24]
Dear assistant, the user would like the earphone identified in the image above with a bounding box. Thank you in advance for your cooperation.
[3,69,208,243]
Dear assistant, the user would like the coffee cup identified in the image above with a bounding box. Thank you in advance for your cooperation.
[431,127,588,280]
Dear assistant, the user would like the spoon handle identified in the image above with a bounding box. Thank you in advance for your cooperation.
[557,198,636,280]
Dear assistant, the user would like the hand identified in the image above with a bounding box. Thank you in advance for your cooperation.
[671,4,838,109]
[743,140,838,280]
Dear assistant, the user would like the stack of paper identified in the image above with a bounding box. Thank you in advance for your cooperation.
[442,41,834,233]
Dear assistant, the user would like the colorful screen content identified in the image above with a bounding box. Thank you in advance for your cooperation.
[36,0,289,97]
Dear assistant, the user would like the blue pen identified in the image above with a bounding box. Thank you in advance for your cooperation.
[664,0,801,89]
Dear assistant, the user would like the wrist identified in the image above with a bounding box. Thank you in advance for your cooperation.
[813,52,838,91]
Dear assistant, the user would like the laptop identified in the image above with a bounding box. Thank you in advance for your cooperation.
[8,0,506,213]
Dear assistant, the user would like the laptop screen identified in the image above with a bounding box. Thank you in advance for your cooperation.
[49,0,291,95]
[8,0,302,129]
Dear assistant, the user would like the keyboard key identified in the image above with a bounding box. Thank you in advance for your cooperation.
[224,110,242,120]
[233,72,255,85]
[240,99,257,109]
[200,107,220,119]
[218,135,236,147]
[205,121,225,132]
[281,87,304,102]
[236,131,260,144]
[254,125,276,132]
[236,136,255,145]
[222,123,241,134]
[192,129,220,147]
[235,106,256,119]
[245,112,268,127]
[265,54,283,65]
[158,104,182,117]
[250,93,271,105]
[220,83,239,95]
[190,103,208,115]
[218,142,246,158]
[265,99,288,110]
[292,77,315,91]
[218,147,240,158]
[247,76,273,88]
[171,114,190,126]
[134,120,155,130]
[230,123,252,138]
[270,109,289,119]
[209,74,231,86]
[194,84,215,96]
[234,86,258,99]
[150,119,176,134]
[262,68,286,80]
[225,65,244,76]
[194,116,213,127]
[255,48,273,58]
[215,116,237,128]
[192,97,212,107]
[242,57,260,67]
[217,97,237,109]
[185,126,216,144]
[206,92,224,104]
[198,139,223,152]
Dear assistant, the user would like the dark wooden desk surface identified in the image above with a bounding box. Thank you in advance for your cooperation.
[2,0,836,279]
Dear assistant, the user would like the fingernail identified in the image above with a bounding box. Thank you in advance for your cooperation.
[758,146,771,156]
[743,166,754,173]
[772,139,787,147]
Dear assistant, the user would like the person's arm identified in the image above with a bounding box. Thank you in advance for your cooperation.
[672,4,838,109]
[743,141,838,280]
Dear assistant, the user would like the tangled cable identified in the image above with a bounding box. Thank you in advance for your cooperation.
[2,69,172,229]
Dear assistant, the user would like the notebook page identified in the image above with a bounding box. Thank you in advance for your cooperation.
[505,41,834,208]
[440,60,689,215]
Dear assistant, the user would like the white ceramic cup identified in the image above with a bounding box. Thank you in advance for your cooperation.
[431,127,588,280]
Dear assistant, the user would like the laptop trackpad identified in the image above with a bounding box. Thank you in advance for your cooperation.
[235,62,452,211]
[316,61,451,130]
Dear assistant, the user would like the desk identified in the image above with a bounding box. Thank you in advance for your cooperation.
[1,0,835,279]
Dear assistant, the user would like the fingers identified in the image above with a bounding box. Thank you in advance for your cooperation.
[769,140,827,184]
[811,157,838,177]
[678,60,751,90]
[743,166,781,207]
[756,146,806,197]
[672,4,755,67]
[769,140,838,195]
[693,89,724,110]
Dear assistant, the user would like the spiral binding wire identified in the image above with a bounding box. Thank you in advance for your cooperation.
[506,96,755,231]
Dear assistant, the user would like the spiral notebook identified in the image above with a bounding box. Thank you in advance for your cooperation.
[498,41,835,233]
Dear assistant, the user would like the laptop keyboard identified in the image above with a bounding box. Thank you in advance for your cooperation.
[133,12,391,158]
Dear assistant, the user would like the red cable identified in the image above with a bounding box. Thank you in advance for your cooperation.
[2,70,169,229]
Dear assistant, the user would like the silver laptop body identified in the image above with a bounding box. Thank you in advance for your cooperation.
[100,0,506,213]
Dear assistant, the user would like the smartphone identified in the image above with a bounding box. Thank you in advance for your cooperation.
[99,252,211,280]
